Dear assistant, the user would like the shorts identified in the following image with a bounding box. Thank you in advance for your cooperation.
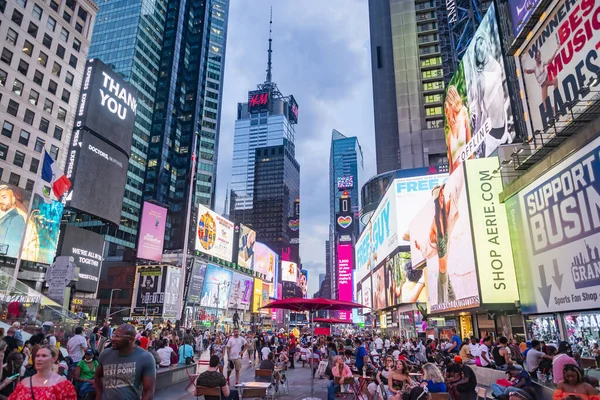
[231,358,242,371]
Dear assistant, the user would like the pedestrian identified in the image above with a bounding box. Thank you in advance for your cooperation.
[94,324,156,400]
[225,328,247,385]
[66,327,88,364]
[552,341,578,384]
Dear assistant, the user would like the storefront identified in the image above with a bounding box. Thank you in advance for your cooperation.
[563,310,600,356]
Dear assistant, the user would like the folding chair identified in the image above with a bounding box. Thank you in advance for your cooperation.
[334,377,355,399]
[430,393,450,400]
[255,369,275,399]
[240,387,268,399]
[195,385,222,399]
[186,367,200,391]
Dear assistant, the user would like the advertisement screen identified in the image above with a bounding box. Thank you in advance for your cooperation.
[252,279,263,313]
[409,163,480,312]
[0,182,30,258]
[361,277,372,314]
[137,202,167,262]
[132,266,166,317]
[253,242,277,285]
[200,264,233,309]
[187,261,207,304]
[506,136,600,313]
[519,0,600,136]
[465,158,518,303]
[337,176,354,190]
[444,3,519,173]
[248,89,271,113]
[163,266,182,319]
[299,269,308,298]
[22,194,63,265]
[67,129,129,225]
[338,244,353,320]
[508,0,543,38]
[282,261,298,282]
[228,273,253,311]
[196,204,234,262]
[371,264,387,311]
[384,249,426,307]
[288,95,299,124]
[60,226,104,293]
[75,59,137,155]
[237,224,256,268]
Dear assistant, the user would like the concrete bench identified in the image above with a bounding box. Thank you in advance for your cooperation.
[156,363,197,391]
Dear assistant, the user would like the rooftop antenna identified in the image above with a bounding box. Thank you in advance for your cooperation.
[266,7,273,83]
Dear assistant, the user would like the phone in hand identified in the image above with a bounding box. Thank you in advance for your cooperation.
[9,374,19,379]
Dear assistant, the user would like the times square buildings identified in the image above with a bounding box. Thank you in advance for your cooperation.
[356,0,600,349]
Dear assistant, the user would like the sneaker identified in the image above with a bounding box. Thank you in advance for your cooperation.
[226,378,230,386]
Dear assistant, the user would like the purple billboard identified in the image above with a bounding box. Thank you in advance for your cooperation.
[508,0,542,38]
[137,202,167,261]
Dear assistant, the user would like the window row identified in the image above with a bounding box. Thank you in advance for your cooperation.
[2,117,63,145]
[0,143,39,174]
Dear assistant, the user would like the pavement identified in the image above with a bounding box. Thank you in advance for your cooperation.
[154,350,334,400]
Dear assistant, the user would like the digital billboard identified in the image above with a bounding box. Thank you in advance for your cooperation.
[336,176,354,190]
[132,265,167,317]
[75,59,137,156]
[66,129,129,225]
[196,204,234,262]
[252,279,263,313]
[506,136,600,313]
[237,224,256,269]
[465,157,518,304]
[384,249,426,307]
[409,163,480,313]
[282,261,298,282]
[253,242,277,286]
[163,266,182,319]
[519,0,600,136]
[60,226,104,293]
[444,3,518,173]
[228,272,253,311]
[248,89,271,113]
[200,264,232,309]
[371,264,387,311]
[508,0,543,38]
[299,269,308,298]
[21,193,64,265]
[338,244,353,319]
[137,202,167,262]
[0,183,29,258]
[187,261,207,304]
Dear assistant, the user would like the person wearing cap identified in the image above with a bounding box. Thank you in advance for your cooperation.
[490,365,532,398]
[446,356,478,400]
[74,348,98,397]
[354,338,368,375]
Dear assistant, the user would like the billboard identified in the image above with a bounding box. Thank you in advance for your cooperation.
[237,224,256,269]
[66,129,129,225]
[60,226,104,293]
[519,0,600,136]
[506,136,600,313]
[288,95,299,124]
[21,194,64,264]
[248,89,271,113]
[0,183,29,258]
[228,272,253,311]
[299,269,308,298]
[75,59,137,156]
[371,264,387,311]
[282,261,298,282]
[409,163,480,313]
[187,261,207,304]
[384,249,426,307]
[163,266,182,319]
[195,204,234,262]
[132,265,166,317]
[200,263,233,309]
[465,158,518,304]
[252,279,263,313]
[337,176,354,190]
[444,3,518,173]
[137,202,167,262]
[508,0,543,38]
[253,242,277,285]
[338,244,353,319]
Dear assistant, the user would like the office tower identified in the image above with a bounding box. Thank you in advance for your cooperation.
[318,273,325,288]
[0,0,97,192]
[368,0,453,174]
[83,0,229,254]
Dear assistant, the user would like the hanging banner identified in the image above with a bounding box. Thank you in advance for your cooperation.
[137,202,167,262]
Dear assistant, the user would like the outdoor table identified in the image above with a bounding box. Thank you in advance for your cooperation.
[352,374,373,397]
[236,381,273,399]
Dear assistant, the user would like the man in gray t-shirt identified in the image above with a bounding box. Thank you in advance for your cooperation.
[95,324,156,400]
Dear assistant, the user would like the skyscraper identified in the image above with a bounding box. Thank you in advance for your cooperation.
[369,0,452,174]
[79,0,228,254]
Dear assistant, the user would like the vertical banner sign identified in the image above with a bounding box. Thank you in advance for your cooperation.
[252,279,263,313]
[465,158,519,303]
[338,244,353,320]
[137,202,167,262]
[299,269,308,299]
[132,266,166,317]
[237,224,256,268]
[508,136,600,313]
[163,266,182,319]
[187,261,207,304]
[0,182,29,258]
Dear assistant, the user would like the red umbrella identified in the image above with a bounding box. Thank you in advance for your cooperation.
[313,317,354,324]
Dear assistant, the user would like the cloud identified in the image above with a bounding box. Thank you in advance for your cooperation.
[216,0,376,296]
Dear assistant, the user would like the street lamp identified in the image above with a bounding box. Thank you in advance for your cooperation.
[107,289,122,320]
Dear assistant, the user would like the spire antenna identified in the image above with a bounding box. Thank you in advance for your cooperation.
[266,7,273,83]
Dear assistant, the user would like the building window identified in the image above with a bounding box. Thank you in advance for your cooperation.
[39,117,49,133]
[426,119,443,129]
[16,0,27,8]
[49,0,59,12]
[29,89,39,105]
[23,109,35,125]
[34,137,45,152]
[72,38,81,52]
[12,10,24,26]
[2,121,14,138]
[69,55,77,68]
[38,52,48,68]
[65,71,73,86]
[29,157,39,173]
[6,28,18,45]
[0,143,7,160]
[57,107,66,122]
[422,69,443,79]
[61,89,70,103]
[75,22,83,34]
[425,106,442,116]
[425,94,442,103]
[62,10,71,23]
[56,44,65,59]
[1,48,13,65]
[18,129,30,146]
[43,98,53,114]
[49,145,58,160]
[0,0,5,13]
[42,34,52,49]
[8,173,20,186]
[77,7,88,21]
[22,40,34,56]
[423,81,444,91]
[53,126,62,140]
[7,99,19,116]
[48,79,57,95]
[28,22,39,37]
[0,69,6,86]
[25,179,34,191]
[17,59,29,75]
[52,62,61,77]
[33,69,43,85]
[13,150,25,167]
[12,79,24,96]
[428,153,448,166]
[32,4,42,20]
[46,16,56,32]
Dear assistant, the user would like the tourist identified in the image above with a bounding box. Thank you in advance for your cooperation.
[525,340,552,374]
[388,359,415,399]
[552,341,578,384]
[178,339,194,365]
[367,355,393,400]
[553,364,600,399]
[421,362,447,393]
[225,328,247,385]
[196,355,239,400]
[479,336,493,368]
[354,338,368,376]
[447,356,477,400]
[0,351,23,397]
[210,335,225,374]
[73,349,97,398]
[489,365,532,398]
[494,337,521,371]
[66,327,88,364]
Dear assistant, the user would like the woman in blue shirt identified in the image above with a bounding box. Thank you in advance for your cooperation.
[421,362,447,393]
[178,339,195,365]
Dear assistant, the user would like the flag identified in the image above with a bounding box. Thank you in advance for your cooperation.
[41,151,71,199]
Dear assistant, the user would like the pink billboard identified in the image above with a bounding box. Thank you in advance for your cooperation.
[137,201,167,261]
[338,244,353,320]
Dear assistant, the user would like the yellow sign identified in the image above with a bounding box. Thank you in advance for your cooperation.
[252,279,263,313]
[465,157,519,304]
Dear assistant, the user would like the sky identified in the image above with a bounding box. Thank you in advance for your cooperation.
[215,0,377,296]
